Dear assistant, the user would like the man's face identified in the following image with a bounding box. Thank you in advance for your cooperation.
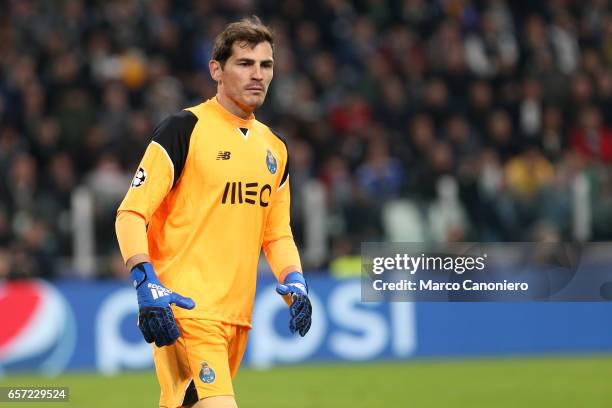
[211,41,274,112]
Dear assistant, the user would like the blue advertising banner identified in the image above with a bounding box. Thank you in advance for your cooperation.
[1,277,611,375]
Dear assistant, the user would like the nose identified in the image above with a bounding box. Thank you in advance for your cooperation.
[252,64,263,81]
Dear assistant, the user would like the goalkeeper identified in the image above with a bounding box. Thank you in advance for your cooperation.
[115,16,311,408]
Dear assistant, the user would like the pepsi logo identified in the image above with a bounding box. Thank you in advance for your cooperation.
[0,280,75,374]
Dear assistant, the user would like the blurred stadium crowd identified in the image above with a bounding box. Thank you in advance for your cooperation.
[1,0,612,279]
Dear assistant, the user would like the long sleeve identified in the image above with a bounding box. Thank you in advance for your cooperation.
[115,110,197,263]
[115,210,149,262]
[262,175,302,282]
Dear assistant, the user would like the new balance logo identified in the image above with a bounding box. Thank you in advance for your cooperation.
[148,283,171,299]
[217,151,231,160]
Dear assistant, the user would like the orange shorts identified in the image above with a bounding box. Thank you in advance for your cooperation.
[152,319,249,408]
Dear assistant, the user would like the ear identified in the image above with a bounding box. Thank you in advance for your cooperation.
[209,60,223,82]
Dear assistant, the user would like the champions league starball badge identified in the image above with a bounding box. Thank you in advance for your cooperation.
[199,361,216,384]
[131,167,147,188]
[266,149,277,174]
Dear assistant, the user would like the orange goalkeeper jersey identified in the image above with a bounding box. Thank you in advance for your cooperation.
[117,97,301,327]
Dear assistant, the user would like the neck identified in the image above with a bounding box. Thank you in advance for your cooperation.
[216,92,254,120]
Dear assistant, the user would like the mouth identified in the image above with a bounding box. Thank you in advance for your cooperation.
[246,86,265,92]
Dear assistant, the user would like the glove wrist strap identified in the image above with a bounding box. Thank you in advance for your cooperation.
[130,262,151,289]
[284,271,308,294]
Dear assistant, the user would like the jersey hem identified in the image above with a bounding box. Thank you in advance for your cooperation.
[173,310,253,328]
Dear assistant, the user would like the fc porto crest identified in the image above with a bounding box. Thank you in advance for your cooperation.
[199,361,216,384]
[266,149,277,174]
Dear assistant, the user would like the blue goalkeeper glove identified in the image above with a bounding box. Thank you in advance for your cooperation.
[131,262,195,347]
[276,272,312,337]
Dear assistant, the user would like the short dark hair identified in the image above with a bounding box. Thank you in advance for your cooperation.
[212,16,274,67]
